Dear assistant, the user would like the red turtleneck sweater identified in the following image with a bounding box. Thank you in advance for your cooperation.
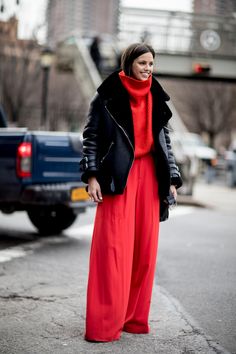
[119,71,154,158]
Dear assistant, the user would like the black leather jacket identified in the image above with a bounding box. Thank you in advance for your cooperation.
[80,71,182,221]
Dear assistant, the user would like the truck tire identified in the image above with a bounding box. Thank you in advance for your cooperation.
[27,206,77,235]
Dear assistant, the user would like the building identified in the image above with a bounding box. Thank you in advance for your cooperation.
[0,16,42,127]
[192,0,236,16]
[190,0,236,56]
[47,0,120,47]
[0,16,18,42]
[0,16,85,131]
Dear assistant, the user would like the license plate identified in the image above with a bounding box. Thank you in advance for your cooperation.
[71,187,89,201]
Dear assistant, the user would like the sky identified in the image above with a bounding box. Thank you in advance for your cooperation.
[123,0,192,11]
[0,0,192,41]
[0,0,47,41]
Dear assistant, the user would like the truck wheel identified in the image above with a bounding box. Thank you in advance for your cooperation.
[27,206,77,235]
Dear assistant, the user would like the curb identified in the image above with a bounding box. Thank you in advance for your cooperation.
[177,195,212,209]
[151,285,231,354]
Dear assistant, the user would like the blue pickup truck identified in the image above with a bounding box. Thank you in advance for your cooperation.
[0,128,92,235]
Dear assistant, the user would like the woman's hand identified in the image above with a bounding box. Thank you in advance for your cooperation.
[170,185,177,200]
[164,185,177,205]
[88,177,103,203]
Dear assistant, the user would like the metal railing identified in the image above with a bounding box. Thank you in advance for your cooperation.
[119,8,236,58]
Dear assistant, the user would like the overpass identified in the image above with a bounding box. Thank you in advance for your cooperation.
[153,52,236,81]
[118,8,236,81]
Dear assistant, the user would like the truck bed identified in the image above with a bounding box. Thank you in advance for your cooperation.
[0,128,90,210]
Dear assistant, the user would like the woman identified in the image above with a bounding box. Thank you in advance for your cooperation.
[80,43,182,342]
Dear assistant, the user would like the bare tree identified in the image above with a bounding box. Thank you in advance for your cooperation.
[161,79,236,148]
[184,81,236,147]
[47,66,87,132]
[0,40,41,125]
[0,40,87,131]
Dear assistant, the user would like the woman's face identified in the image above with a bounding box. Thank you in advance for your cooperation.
[131,52,154,81]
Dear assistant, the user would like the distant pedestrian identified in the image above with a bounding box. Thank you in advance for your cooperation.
[80,43,182,342]
[89,36,101,72]
[0,105,7,127]
[205,159,216,183]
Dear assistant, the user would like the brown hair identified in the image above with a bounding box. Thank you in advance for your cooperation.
[121,43,155,76]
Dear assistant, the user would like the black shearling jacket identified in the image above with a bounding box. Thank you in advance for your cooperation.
[80,71,182,221]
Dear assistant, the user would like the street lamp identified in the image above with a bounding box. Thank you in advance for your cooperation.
[40,48,54,129]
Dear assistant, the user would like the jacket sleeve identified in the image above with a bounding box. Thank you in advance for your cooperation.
[163,125,183,189]
[79,93,102,183]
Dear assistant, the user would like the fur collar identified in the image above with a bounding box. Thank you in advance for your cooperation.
[97,71,170,102]
[96,71,172,146]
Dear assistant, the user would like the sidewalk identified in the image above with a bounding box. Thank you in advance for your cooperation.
[178,180,236,212]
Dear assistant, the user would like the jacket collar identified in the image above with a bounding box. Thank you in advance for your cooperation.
[97,71,171,146]
[97,71,170,103]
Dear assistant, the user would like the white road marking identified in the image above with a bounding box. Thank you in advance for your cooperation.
[66,224,94,239]
[0,237,68,264]
[0,247,29,263]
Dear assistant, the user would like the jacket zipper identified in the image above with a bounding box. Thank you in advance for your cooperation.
[100,141,114,163]
[104,106,135,188]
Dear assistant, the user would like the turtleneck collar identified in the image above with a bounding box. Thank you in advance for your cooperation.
[119,70,152,98]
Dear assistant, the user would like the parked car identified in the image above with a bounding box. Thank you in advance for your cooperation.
[0,128,92,235]
[170,132,217,194]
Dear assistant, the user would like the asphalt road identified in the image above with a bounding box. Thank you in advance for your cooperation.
[0,187,235,353]
[159,206,236,354]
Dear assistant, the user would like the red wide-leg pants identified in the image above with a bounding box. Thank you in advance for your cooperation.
[85,154,160,342]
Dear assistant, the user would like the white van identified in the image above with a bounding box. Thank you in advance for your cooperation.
[170,132,217,194]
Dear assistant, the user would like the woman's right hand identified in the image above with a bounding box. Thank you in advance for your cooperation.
[87,177,103,203]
